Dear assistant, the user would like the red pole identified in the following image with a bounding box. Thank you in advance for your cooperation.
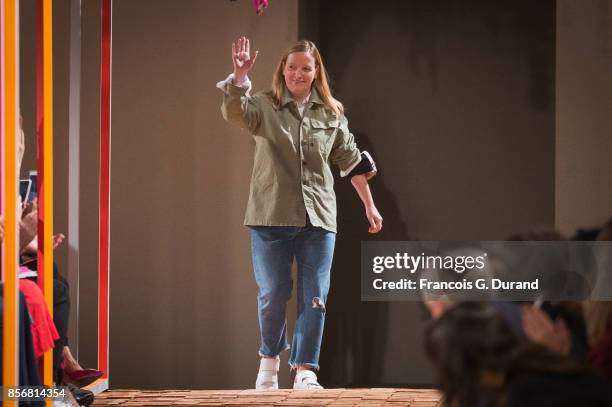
[98,0,112,380]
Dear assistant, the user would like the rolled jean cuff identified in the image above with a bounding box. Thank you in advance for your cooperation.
[288,361,320,371]
[258,344,290,358]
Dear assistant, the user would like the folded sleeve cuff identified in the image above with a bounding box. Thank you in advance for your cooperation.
[342,151,377,179]
[216,73,252,96]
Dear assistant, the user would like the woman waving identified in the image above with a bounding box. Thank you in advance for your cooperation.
[218,37,382,390]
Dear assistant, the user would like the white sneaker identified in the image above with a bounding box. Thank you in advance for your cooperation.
[293,369,324,390]
[255,356,279,390]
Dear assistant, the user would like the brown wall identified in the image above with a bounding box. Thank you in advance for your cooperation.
[556,0,612,235]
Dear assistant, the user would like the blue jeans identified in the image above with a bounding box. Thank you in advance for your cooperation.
[250,222,336,370]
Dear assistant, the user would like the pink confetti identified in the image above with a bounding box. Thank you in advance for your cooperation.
[252,0,269,14]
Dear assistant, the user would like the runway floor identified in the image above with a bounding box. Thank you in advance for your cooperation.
[91,388,442,406]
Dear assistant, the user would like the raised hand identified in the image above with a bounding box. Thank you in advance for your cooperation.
[232,36,258,85]
[521,304,571,355]
[53,233,66,250]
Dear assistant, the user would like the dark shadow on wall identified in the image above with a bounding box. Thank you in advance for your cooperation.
[319,133,411,387]
[302,0,554,110]
[302,0,555,386]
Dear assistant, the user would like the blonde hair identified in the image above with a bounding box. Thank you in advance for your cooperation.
[269,40,343,117]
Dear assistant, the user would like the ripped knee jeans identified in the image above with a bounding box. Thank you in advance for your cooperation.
[249,221,336,370]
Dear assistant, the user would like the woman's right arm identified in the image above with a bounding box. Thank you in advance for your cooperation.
[220,37,261,133]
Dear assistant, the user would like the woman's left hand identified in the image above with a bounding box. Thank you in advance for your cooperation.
[366,205,383,234]
[349,174,382,233]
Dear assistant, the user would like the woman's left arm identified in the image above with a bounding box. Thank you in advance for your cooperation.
[329,116,382,233]
[351,174,383,234]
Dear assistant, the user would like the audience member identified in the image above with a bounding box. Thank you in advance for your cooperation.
[425,302,612,407]
[508,229,590,360]
[582,219,612,381]
[0,115,98,406]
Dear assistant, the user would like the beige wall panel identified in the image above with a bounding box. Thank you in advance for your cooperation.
[106,0,298,389]
[556,0,612,235]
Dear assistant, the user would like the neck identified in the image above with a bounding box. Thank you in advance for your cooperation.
[292,92,310,105]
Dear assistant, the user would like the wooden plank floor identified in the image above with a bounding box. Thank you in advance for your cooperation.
[92,388,442,406]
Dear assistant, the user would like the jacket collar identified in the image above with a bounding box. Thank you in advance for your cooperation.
[280,86,324,107]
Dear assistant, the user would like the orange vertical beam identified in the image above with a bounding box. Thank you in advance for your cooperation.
[2,0,19,404]
[35,0,53,386]
[98,0,111,379]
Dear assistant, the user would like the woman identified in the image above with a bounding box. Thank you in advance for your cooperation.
[425,302,612,407]
[218,37,382,389]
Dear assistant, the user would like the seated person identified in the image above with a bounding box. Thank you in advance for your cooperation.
[425,302,612,407]
[19,200,103,389]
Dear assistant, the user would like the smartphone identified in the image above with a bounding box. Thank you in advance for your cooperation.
[28,170,37,202]
[19,179,32,204]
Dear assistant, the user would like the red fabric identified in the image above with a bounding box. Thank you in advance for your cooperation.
[588,329,612,382]
[19,279,59,358]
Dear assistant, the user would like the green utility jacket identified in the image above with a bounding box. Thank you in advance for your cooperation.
[221,82,361,232]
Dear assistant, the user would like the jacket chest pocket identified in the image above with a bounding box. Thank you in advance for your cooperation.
[309,119,338,155]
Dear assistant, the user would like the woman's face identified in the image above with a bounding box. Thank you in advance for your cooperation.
[283,51,317,99]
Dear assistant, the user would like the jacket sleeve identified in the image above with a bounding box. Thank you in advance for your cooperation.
[329,115,361,175]
[219,75,262,134]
